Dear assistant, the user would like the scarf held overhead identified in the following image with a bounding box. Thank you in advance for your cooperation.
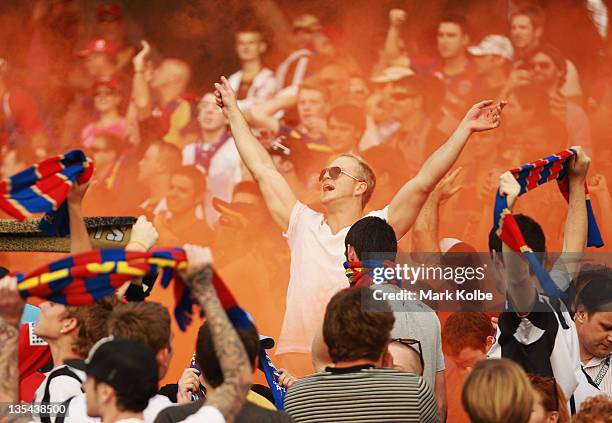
[0,150,93,236]
[492,148,604,299]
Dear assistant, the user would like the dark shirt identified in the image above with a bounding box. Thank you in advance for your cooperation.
[153,398,294,423]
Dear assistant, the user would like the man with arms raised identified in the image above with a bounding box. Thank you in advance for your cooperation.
[214,76,504,376]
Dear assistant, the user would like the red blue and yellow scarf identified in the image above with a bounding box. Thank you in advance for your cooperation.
[344,259,398,287]
[0,150,93,236]
[13,246,286,407]
[492,148,604,299]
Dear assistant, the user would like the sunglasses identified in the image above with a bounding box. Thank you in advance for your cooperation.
[318,166,363,183]
[392,338,425,372]
[390,92,420,101]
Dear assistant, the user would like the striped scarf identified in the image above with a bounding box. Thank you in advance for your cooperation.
[0,150,93,236]
[492,148,604,299]
[344,260,398,287]
[14,247,287,407]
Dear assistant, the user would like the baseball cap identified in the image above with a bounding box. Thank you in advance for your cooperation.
[468,35,514,61]
[97,3,123,21]
[371,66,416,84]
[78,36,120,57]
[293,13,321,30]
[66,337,158,405]
[259,334,274,350]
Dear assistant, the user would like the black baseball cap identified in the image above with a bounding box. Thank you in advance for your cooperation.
[66,337,158,409]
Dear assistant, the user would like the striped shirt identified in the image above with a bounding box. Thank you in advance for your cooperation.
[283,365,439,422]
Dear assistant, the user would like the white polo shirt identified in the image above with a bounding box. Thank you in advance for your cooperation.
[583,354,611,395]
[276,201,389,355]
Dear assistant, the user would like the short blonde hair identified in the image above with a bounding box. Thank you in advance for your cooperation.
[462,359,533,423]
[337,153,376,208]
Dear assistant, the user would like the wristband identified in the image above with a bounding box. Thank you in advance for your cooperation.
[127,240,148,250]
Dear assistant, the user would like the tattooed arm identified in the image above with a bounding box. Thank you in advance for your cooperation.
[181,245,251,423]
[0,277,24,405]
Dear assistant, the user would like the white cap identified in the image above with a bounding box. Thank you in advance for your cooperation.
[371,66,415,83]
[439,237,463,254]
[468,35,514,61]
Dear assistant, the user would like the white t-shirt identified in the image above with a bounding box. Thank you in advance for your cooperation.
[276,201,389,355]
[228,68,277,112]
[182,138,242,226]
[33,365,86,422]
[65,392,172,423]
[179,405,225,423]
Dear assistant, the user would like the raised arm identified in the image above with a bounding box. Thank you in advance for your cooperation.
[247,91,296,133]
[0,276,24,404]
[388,100,505,239]
[563,146,590,254]
[498,171,537,313]
[67,182,92,254]
[181,245,251,423]
[589,174,612,245]
[412,167,463,254]
[131,41,153,118]
[215,76,297,231]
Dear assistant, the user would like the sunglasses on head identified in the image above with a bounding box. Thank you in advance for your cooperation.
[319,166,363,182]
[392,338,425,372]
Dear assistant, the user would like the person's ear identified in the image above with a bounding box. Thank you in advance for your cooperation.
[354,180,367,197]
[485,335,495,351]
[61,317,78,335]
[574,310,587,324]
[100,383,114,406]
[535,26,543,41]
[259,41,268,55]
[463,34,470,46]
[156,347,172,376]
[346,244,359,262]
[548,410,560,423]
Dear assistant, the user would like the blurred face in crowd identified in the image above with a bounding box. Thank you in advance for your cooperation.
[90,135,117,171]
[449,345,488,370]
[297,87,327,124]
[384,80,424,121]
[511,15,542,51]
[150,59,190,91]
[198,93,227,133]
[138,144,161,182]
[474,54,505,75]
[575,311,612,359]
[34,301,71,341]
[529,52,562,88]
[528,389,558,423]
[437,22,468,59]
[84,52,114,78]
[84,377,102,417]
[320,156,367,206]
[347,76,370,107]
[167,174,199,215]
[313,32,335,56]
[327,116,360,153]
[235,31,266,63]
[318,64,350,103]
[93,85,121,113]
[97,16,124,43]
[293,26,317,49]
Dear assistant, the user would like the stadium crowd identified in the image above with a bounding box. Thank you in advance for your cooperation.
[0,0,612,422]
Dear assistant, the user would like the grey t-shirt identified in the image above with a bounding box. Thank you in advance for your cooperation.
[370,283,445,389]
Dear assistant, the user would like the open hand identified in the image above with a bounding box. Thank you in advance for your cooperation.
[214,76,239,118]
[462,100,506,133]
[133,40,151,72]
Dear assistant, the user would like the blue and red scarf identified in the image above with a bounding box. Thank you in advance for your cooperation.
[14,247,286,408]
[344,259,398,287]
[0,150,93,236]
[492,148,604,299]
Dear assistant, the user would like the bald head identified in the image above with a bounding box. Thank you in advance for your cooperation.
[389,341,423,375]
